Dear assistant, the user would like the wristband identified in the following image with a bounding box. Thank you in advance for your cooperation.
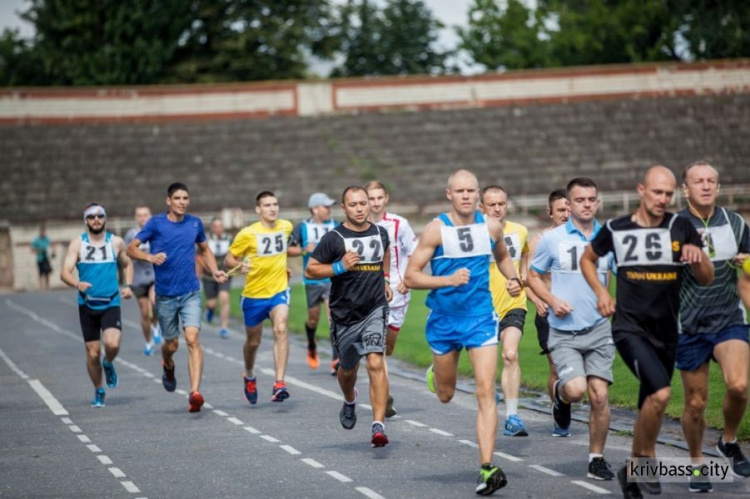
[383,273,390,278]
[333,260,346,276]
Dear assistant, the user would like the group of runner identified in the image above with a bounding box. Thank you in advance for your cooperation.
[58,161,749,497]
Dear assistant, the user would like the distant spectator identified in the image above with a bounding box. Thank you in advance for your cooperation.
[31,225,54,290]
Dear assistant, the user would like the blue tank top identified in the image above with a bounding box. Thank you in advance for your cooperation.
[426,212,495,316]
[76,232,120,309]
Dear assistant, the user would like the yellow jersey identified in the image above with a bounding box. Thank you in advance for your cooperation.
[490,220,529,317]
[229,219,293,299]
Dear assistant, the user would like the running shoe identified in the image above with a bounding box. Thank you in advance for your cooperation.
[475,464,508,496]
[330,359,339,376]
[426,364,436,394]
[244,375,258,405]
[102,360,118,388]
[162,361,176,392]
[91,388,106,408]
[617,466,643,499]
[638,477,661,494]
[152,324,162,345]
[717,437,750,477]
[188,391,204,413]
[143,343,154,356]
[552,421,571,437]
[688,473,713,493]
[385,394,397,418]
[271,380,290,402]
[340,389,358,430]
[495,391,502,405]
[307,348,319,370]
[219,328,230,340]
[587,457,615,481]
[371,422,388,447]
[552,379,571,432]
[205,308,214,324]
[502,415,528,437]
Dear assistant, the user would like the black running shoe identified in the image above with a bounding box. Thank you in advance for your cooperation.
[688,474,713,493]
[639,477,661,495]
[340,388,357,430]
[475,464,508,496]
[385,394,397,418]
[588,457,615,481]
[617,466,643,499]
[552,380,571,431]
[162,361,176,392]
[717,438,750,477]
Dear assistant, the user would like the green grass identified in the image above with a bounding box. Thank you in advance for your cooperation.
[230,285,749,440]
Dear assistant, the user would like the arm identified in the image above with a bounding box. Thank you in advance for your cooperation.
[197,241,227,283]
[403,221,468,290]
[60,239,90,293]
[224,250,251,275]
[114,237,133,299]
[581,245,615,317]
[524,233,547,315]
[739,269,750,309]
[489,219,521,297]
[126,238,165,265]
[383,247,393,302]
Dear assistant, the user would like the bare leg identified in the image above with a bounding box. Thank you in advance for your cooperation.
[680,363,709,461]
[468,345,499,465]
[587,376,610,455]
[243,324,263,377]
[183,326,203,393]
[85,341,103,388]
[269,305,290,381]
[714,340,749,443]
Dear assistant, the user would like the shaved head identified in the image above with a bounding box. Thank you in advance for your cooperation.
[642,165,676,188]
[447,169,479,190]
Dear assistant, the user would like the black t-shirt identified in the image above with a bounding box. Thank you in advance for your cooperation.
[590,212,703,348]
[311,223,390,326]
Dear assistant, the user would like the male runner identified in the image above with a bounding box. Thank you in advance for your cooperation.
[306,186,392,447]
[677,161,750,491]
[203,217,232,339]
[479,185,530,436]
[528,177,616,480]
[366,180,417,418]
[32,225,54,290]
[581,166,714,498]
[124,205,162,356]
[60,203,133,407]
[526,189,569,403]
[127,182,227,413]
[225,191,294,404]
[404,169,522,496]
[288,192,338,372]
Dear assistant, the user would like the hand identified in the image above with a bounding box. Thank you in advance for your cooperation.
[681,244,704,264]
[342,251,360,270]
[733,253,749,266]
[121,286,133,299]
[76,281,92,292]
[449,268,471,287]
[550,297,574,318]
[241,257,251,275]
[150,252,167,265]
[531,298,548,317]
[397,281,408,294]
[506,278,522,297]
[596,291,616,317]
[213,270,228,283]
[385,283,393,302]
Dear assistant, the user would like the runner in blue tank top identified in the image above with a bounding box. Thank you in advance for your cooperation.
[405,169,522,496]
[60,203,134,408]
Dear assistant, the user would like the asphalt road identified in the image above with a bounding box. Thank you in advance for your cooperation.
[1,290,749,498]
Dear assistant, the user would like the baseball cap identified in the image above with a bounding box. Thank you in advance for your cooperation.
[308,193,335,209]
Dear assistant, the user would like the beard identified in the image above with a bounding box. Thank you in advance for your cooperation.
[88,222,106,234]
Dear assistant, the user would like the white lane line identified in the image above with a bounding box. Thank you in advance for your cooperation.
[243,426,261,434]
[203,403,214,410]
[494,451,523,463]
[109,467,126,478]
[0,347,29,379]
[429,428,454,437]
[301,458,325,469]
[121,481,141,493]
[213,410,229,417]
[87,444,102,453]
[97,455,113,465]
[61,417,73,424]
[68,425,82,433]
[27,379,69,416]
[152,378,161,384]
[227,417,244,426]
[360,404,373,410]
[225,356,238,362]
[458,440,478,448]
[260,369,343,400]
[356,487,386,499]
[326,471,353,483]
[529,464,564,477]
[175,389,188,396]
[261,435,280,443]
[571,480,611,494]
[142,372,154,379]
[405,420,427,427]
[78,435,92,443]
[213,352,226,359]
[6,300,81,341]
[280,445,301,455]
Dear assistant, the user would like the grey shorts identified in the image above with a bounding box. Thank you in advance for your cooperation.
[331,306,387,370]
[203,277,231,299]
[305,283,331,309]
[155,290,202,340]
[548,320,615,386]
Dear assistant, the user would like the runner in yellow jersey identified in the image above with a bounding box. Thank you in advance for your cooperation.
[225,191,294,404]
[480,185,530,437]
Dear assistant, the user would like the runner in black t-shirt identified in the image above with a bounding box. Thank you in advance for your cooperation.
[580,166,714,499]
[306,186,393,448]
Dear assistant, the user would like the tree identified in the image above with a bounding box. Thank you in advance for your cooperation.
[0,29,43,86]
[671,0,750,60]
[331,0,448,77]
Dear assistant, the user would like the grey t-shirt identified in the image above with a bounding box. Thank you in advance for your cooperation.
[125,227,155,287]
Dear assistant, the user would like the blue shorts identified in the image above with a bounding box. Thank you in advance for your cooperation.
[425,311,498,355]
[242,289,290,327]
[155,290,202,340]
[676,324,750,372]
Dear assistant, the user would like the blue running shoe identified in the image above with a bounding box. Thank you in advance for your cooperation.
[162,361,176,392]
[552,421,571,437]
[503,415,528,437]
[244,375,258,405]
[495,391,502,405]
[206,308,214,324]
[143,343,154,356]
[151,324,162,345]
[219,328,230,339]
[91,388,106,408]
[102,360,118,388]
[271,380,289,402]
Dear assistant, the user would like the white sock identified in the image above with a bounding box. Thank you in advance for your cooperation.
[505,399,518,418]
[589,453,603,463]
[373,420,384,430]
[345,393,357,405]
[723,437,737,444]
[146,341,154,348]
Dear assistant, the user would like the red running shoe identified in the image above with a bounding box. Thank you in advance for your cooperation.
[188,391,204,413]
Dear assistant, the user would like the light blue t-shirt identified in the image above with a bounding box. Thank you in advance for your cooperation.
[531,219,616,331]
[291,218,338,285]
[135,213,206,297]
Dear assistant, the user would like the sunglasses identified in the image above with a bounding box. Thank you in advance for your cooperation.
[86,214,105,220]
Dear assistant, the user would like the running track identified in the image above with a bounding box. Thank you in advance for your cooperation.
[1,290,749,498]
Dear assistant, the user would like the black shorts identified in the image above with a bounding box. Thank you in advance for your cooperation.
[614,331,675,409]
[203,278,231,299]
[536,313,550,355]
[498,308,526,338]
[37,259,52,276]
[132,282,154,299]
[78,305,121,342]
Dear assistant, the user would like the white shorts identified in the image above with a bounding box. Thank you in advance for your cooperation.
[387,304,408,330]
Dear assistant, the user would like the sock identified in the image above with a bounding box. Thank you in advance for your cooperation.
[372,420,385,431]
[505,399,518,418]
[305,323,317,350]
[481,463,493,471]
[589,453,603,463]
[244,372,255,380]
[723,437,737,444]
[345,392,357,405]
[146,341,154,348]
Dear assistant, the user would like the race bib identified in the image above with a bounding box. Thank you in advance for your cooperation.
[504,232,522,262]
[612,228,674,267]
[698,224,737,261]
[208,238,231,256]
[441,224,492,258]
[80,241,116,263]
[557,241,608,273]
[306,223,333,245]
[256,231,287,257]
[344,235,384,264]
